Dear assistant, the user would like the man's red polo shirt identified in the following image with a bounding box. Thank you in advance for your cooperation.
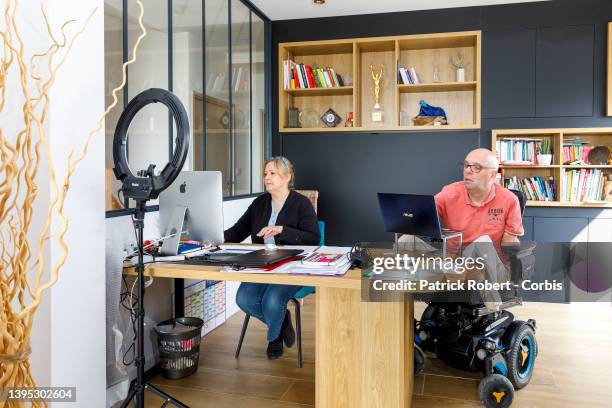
[434,181,524,244]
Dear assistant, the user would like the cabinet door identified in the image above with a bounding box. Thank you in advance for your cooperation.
[527,217,588,302]
[587,219,612,295]
[482,29,536,118]
[535,25,594,117]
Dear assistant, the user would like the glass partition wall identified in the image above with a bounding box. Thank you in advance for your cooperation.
[104,0,269,211]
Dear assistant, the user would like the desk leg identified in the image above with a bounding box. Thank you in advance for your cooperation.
[316,287,413,408]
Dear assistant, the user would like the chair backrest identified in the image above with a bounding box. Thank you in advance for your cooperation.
[295,189,319,214]
[509,189,526,215]
[294,192,323,300]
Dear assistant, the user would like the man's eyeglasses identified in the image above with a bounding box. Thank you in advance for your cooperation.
[460,162,496,173]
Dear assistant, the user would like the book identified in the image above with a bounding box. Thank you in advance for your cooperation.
[302,251,345,266]
[409,67,420,84]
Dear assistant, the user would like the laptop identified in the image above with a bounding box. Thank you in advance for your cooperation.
[186,248,303,267]
[377,193,444,239]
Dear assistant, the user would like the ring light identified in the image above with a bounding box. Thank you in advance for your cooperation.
[112,88,190,201]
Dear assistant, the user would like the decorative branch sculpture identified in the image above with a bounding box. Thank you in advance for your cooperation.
[0,1,146,406]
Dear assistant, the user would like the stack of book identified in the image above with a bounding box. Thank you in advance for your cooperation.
[496,138,540,165]
[562,141,593,164]
[503,175,556,201]
[282,59,344,89]
[232,66,248,92]
[206,68,249,93]
[206,72,227,93]
[280,246,352,276]
[561,169,608,202]
[397,63,420,84]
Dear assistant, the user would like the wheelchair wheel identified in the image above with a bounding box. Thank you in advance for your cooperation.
[506,324,537,389]
[478,374,514,408]
[420,304,438,321]
[414,345,425,376]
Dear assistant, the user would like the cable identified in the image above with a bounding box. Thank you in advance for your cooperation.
[120,276,138,366]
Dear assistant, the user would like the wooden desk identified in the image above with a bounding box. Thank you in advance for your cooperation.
[130,262,414,408]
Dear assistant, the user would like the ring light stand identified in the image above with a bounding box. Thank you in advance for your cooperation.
[113,88,189,408]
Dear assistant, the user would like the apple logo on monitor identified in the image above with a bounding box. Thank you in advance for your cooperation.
[180,182,187,194]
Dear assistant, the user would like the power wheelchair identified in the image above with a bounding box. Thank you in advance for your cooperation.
[412,190,538,408]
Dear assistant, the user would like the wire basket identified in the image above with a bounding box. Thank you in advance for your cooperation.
[154,317,204,379]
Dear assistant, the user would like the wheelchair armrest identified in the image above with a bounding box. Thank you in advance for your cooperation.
[501,241,536,258]
[502,241,537,282]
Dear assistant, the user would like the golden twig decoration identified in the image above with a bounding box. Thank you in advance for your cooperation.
[0,1,147,406]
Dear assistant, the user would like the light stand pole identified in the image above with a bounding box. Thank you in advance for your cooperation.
[120,200,188,408]
[113,88,191,408]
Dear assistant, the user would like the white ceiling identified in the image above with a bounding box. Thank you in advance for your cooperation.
[249,0,550,21]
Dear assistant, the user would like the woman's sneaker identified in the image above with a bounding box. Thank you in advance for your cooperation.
[267,335,284,359]
[281,309,296,348]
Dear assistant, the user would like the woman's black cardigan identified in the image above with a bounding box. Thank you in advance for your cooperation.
[224,190,320,245]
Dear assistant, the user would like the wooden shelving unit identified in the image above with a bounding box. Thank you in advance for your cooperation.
[278,31,481,132]
[492,128,612,208]
[607,22,611,116]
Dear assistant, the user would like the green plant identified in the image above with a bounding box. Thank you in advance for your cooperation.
[538,139,552,155]
[450,51,471,69]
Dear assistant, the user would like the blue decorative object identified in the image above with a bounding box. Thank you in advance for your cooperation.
[418,100,447,119]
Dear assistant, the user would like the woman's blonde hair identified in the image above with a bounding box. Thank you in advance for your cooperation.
[264,156,295,189]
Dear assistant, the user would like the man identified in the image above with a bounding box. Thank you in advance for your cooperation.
[435,148,525,310]
[435,148,524,245]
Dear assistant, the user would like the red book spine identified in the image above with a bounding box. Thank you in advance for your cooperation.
[306,65,315,88]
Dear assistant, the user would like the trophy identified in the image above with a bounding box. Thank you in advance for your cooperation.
[370,64,384,125]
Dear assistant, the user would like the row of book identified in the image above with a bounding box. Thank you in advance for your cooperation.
[397,64,421,84]
[282,59,344,89]
[496,138,540,164]
[502,175,557,201]
[206,66,249,93]
[561,169,608,202]
[562,143,594,165]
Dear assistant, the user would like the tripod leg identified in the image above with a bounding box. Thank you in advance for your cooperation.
[146,383,189,408]
[119,387,137,408]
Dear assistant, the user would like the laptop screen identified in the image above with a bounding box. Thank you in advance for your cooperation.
[377,193,443,239]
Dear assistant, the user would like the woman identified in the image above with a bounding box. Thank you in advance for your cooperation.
[224,156,320,359]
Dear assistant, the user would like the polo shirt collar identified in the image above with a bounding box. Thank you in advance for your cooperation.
[463,182,496,207]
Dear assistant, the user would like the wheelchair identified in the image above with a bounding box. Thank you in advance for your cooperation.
[413,238,538,408]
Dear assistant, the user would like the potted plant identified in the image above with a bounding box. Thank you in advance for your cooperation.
[450,51,470,82]
[537,139,553,165]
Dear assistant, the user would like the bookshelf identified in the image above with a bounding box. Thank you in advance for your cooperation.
[492,128,612,208]
[279,31,481,132]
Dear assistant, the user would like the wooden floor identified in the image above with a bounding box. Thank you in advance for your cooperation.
[147,297,612,407]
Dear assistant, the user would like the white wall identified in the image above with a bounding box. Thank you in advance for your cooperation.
[2,1,53,389]
[48,0,106,405]
[2,0,105,403]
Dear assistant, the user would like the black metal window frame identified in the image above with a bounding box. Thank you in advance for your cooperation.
[106,0,272,218]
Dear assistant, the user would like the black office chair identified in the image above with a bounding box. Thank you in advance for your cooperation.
[413,189,538,408]
[235,298,303,367]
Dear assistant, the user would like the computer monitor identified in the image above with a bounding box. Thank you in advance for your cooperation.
[377,193,443,239]
[159,171,224,255]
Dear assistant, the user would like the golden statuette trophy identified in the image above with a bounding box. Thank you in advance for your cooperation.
[370,64,384,125]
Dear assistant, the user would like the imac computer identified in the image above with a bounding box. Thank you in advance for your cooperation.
[158,171,224,255]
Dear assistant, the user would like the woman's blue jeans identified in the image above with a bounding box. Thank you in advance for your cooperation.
[236,282,303,341]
